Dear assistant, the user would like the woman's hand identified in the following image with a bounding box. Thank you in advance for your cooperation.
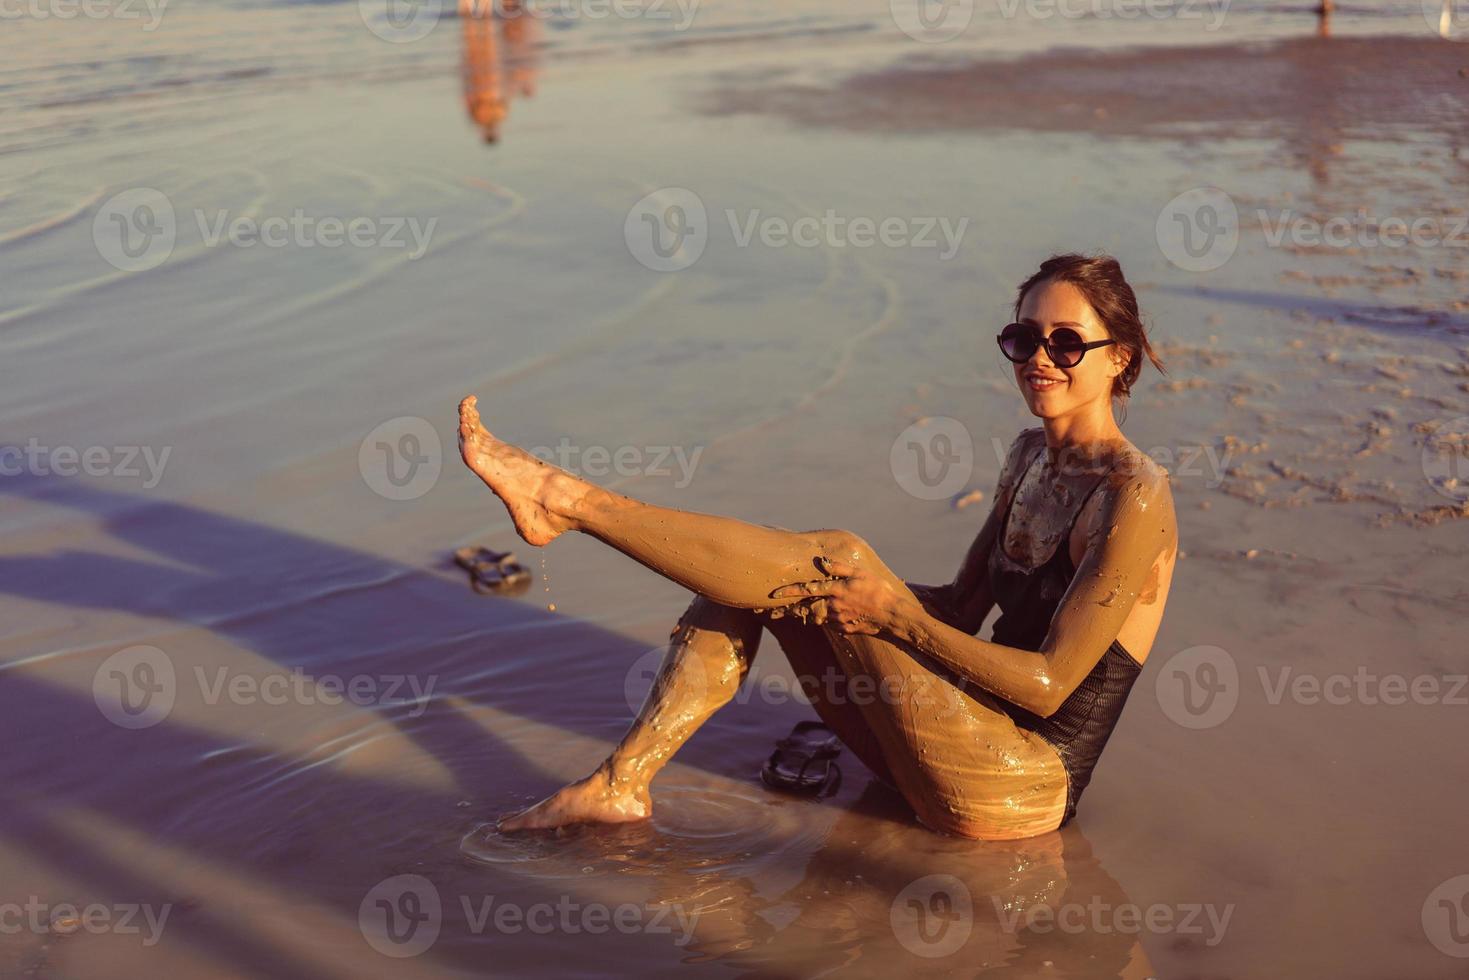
[769,557,921,636]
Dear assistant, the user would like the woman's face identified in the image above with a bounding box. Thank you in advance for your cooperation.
[1011,279,1125,420]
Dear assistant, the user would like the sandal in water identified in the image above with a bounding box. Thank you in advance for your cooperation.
[454,546,533,596]
[761,720,843,798]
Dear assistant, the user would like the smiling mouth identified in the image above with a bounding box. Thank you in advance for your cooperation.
[1025,374,1065,392]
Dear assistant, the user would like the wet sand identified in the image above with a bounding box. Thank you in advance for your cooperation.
[3,3,1469,978]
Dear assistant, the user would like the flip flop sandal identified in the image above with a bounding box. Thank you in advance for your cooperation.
[453,546,532,596]
[760,720,843,798]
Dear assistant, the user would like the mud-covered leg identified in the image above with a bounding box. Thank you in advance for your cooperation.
[499,597,761,831]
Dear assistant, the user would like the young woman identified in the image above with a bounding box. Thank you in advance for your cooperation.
[457,253,1178,841]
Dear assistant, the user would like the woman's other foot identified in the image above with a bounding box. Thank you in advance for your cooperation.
[497,768,652,831]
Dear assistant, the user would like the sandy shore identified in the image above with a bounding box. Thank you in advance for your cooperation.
[2,4,1468,977]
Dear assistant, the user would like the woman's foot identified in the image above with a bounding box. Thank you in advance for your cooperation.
[457,395,582,547]
[497,767,652,832]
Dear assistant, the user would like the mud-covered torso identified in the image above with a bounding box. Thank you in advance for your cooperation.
[985,442,1143,824]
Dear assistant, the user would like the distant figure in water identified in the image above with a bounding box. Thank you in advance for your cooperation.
[460,0,539,144]
[457,253,1178,841]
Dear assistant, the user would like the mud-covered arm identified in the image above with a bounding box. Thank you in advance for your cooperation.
[890,470,1176,717]
[904,429,1040,634]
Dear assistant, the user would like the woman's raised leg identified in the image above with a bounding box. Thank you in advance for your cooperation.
[457,395,892,609]
[460,397,1069,839]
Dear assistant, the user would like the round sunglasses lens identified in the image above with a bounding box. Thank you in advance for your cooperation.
[1048,330,1086,367]
[998,326,1036,362]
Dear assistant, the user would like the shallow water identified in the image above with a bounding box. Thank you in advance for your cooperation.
[2,1,1468,977]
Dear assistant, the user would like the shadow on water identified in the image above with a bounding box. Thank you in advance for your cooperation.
[0,467,1152,976]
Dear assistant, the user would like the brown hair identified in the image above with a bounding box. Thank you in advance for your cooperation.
[1012,253,1165,402]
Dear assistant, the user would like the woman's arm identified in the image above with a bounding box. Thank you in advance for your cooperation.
[777,464,1177,718]
[903,428,1043,633]
[900,466,1175,716]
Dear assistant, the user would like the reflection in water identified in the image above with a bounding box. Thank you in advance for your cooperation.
[464,782,1156,975]
[460,0,540,144]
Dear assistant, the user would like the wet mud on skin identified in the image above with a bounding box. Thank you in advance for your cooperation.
[5,4,1469,977]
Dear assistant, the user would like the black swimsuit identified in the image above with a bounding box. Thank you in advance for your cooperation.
[985,445,1143,826]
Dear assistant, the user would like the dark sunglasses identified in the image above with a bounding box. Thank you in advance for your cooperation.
[996,322,1116,369]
